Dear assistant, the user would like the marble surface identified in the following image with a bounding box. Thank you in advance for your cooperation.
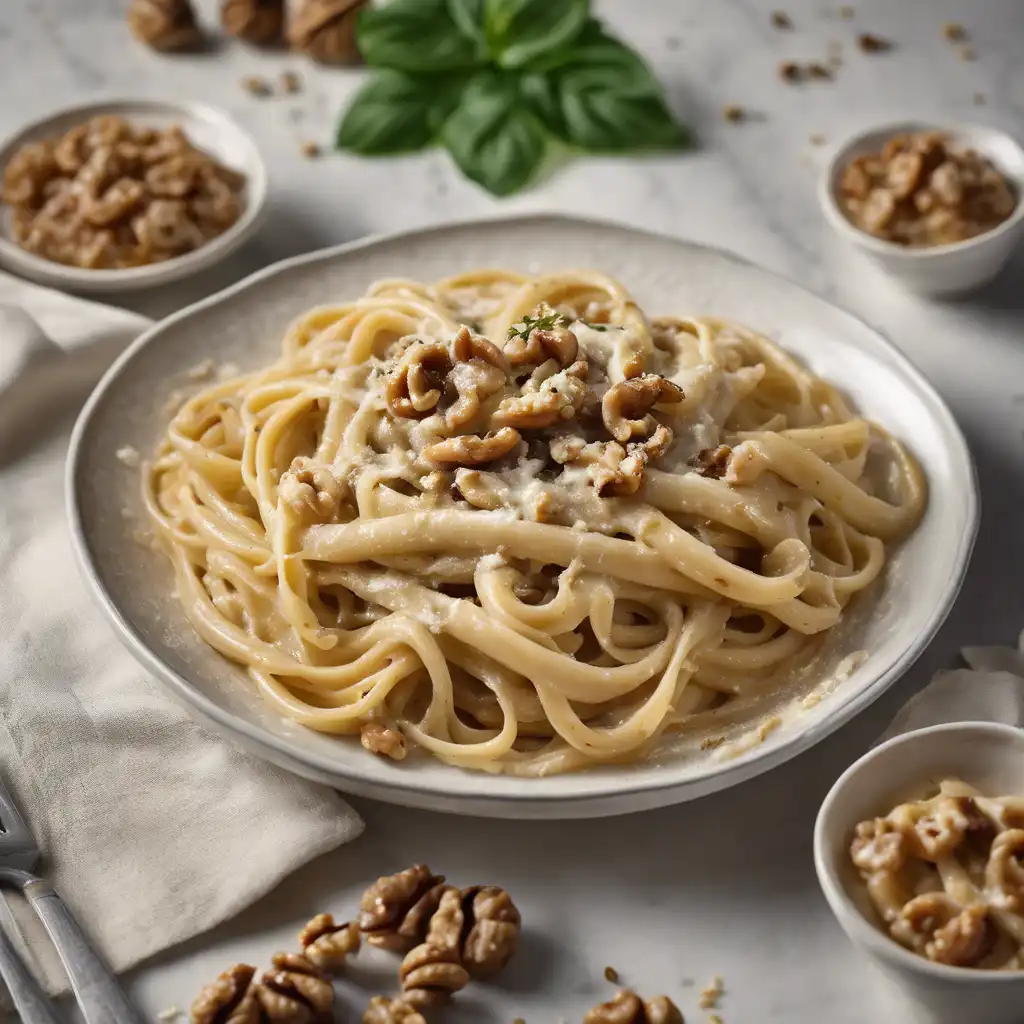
[2,0,1024,1020]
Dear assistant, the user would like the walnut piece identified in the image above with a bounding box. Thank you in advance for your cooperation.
[422,428,520,467]
[399,940,470,1009]
[453,468,504,511]
[255,953,333,1023]
[503,323,579,369]
[359,865,450,952]
[288,0,365,64]
[912,796,987,860]
[386,341,452,420]
[191,964,258,1024]
[127,0,203,51]
[849,817,907,873]
[447,327,509,430]
[460,885,521,977]
[299,913,361,972]
[984,828,1024,912]
[360,721,407,761]
[222,0,284,44]
[279,459,348,523]
[363,996,426,1024]
[689,445,733,479]
[584,989,683,1024]
[602,374,683,444]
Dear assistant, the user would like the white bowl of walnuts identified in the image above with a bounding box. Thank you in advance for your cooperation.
[819,121,1024,296]
[0,98,268,294]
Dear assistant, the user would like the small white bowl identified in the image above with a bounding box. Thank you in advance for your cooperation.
[814,722,1024,1024]
[819,121,1024,296]
[0,99,268,294]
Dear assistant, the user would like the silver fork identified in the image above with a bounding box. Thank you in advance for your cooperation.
[0,774,146,1024]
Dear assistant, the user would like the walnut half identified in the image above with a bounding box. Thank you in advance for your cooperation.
[191,963,257,1024]
[299,913,361,972]
[422,428,520,467]
[584,989,683,1024]
[602,374,683,444]
[359,865,450,952]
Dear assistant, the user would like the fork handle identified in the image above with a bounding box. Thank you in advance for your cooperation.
[23,880,146,1024]
[0,922,62,1024]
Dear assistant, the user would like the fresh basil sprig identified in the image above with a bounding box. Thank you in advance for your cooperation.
[337,0,691,196]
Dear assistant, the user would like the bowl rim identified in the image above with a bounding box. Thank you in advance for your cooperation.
[0,97,269,288]
[818,118,1024,259]
[64,211,981,811]
[813,720,1024,983]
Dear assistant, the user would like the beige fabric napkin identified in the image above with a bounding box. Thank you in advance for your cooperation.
[879,633,1024,743]
[0,272,363,995]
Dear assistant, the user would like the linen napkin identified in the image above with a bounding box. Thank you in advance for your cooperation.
[879,632,1024,743]
[0,272,363,995]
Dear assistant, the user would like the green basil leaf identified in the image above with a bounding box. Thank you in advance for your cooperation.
[357,0,486,72]
[519,72,567,137]
[523,17,647,76]
[484,0,590,69]
[336,71,459,154]
[447,0,486,44]
[548,29,691,151]
[442,73,548,195]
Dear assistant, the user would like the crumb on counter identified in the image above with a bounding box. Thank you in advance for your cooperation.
[779,60,802,82]
[722,104,745,123]
[301,141,322,159]
[698,974,723,1010]
[116,445,141,468]
[857,32,892,52]
[241,75,271,96]
[281,70,303,94]
[604,965,620,983]
[770,11,792,29]
[943,22,968,42]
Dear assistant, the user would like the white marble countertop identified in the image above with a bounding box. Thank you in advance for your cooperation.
[2,0,1024,1021]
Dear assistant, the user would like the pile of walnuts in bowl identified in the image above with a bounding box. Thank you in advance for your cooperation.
[0,115,245,271]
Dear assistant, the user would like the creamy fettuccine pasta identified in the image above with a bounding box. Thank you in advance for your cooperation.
[143,269,926,776]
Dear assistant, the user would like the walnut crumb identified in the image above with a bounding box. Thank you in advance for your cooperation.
[959,45,976,60]
[807,62,831,79]
[604,966,619,983]
[301,141,322,159]
[699,975,723,1010]
[281,70,303,94]
[857,32,891,52]
[241,74,271,96]
[943,22,968,42]
[722,104,744,123]
[779,60,802,82]
[770,10,792,29]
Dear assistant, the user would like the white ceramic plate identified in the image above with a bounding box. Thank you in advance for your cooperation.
[0,99,268,294]
[66,214,978,818]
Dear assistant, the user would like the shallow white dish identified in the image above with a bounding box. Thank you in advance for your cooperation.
[819,120,1024,296]
[67,214,978,818]
[814,722,1024,1024]
[0,99,268,294]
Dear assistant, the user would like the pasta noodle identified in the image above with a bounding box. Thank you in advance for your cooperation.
[143,269,926,776]
[851,780,1024,969]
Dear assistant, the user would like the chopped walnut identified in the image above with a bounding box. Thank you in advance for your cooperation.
[359,865,450,952]
[857,32,892,52]
[492,370,588,430]
[221,0,284,45]
[779,61,802,82]
[279,459,348,523]
[585,442,646,498]
[360,721,407,761]
[602,374,682,444]
[850,818,908,873]
[689,445,732,479]
[943,21,968,42]
[912,796,988,860]
[584,990,683,1024]
[299,913,361,972]
[459,885,521,977]
[503,323,579,369]
[386,341,452,420]
[859,188,897,233]
[722,104,745,123]
[886,151,924,200]
[191,964,258,1024]
[255,953,334,1023]
[363,996,426,1024]
[288,0,365,64]
[422,428,520,467]
[891,894,995,966]
[447,327,509,430]
[770,10,792,29]
[399,940,470,1009]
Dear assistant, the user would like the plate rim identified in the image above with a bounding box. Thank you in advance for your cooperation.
[65,211,980,811]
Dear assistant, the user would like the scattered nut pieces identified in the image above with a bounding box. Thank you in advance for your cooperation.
[299,913,361,972]
[190,963,257,1024]
[722,104,745,124]
[0,117,245,271]
[364,996,427,1024]
[779,61,802,83]
[943,22,968,42]
[604,966,620,983]
[857,32,892,53]
[807,62,831,80]
[127,0,202,52]
[698,974,723,1009]
[770,10,792,29]
[281,71,304,94]
[359,865,450,952]
[221,0,284,45]
[256,952,334,1023]
[837,130,1017,246]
